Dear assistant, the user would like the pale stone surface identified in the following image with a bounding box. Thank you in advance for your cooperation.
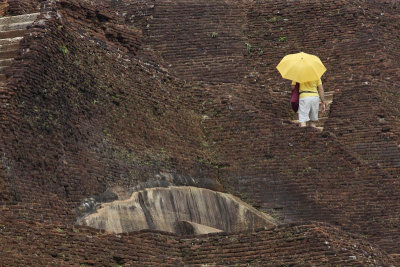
[175,220,223,235]
[77,186,277,234]
[0,13,39,25]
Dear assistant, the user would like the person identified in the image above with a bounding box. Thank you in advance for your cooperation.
[292,79,326,127]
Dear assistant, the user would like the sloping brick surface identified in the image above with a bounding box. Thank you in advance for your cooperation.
[1,0,218,211]
[0,0,400,265]
[144,0,249,83]
[5,0,43,16]
[0,205,395,266]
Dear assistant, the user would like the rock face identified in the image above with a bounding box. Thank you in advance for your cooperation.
[175,220,224,235]
[78,186,277,234]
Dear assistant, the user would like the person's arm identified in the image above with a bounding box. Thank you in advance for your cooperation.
[317,84,326,112]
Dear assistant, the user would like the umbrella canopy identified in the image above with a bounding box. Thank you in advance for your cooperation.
[276,52,326,83]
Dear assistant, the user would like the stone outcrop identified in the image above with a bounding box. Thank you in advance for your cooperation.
[175,220,223,235]
[78,186,277,234]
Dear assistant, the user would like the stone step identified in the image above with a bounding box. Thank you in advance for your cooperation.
[0,58,13,67]
[0,36,23,45]
[0,13,39,83]
[0,21,35,32]
[0,13,39,25]
[0,29,27,39]
[319,116,328,123]
[0,50,17,59]
[292,116,328,126]
[0,42,19,52]
[0,65,8,74]
[0,93,11,99]
[324,92,334,102]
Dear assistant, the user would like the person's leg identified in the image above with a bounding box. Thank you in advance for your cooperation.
[298,98,310,127]
[308,96,320,128]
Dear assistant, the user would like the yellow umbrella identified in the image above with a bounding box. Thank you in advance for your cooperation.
[276,52,326,83]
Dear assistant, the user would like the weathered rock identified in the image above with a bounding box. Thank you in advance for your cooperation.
[77,186,277,234]
[127,172,224,193]
[175,220,223,235]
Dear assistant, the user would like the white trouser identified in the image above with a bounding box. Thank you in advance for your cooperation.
[298,96,319,123]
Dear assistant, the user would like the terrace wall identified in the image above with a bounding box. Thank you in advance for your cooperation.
[0,205,395,266]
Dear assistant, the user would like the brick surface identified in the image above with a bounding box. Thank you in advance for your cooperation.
[0,205,395,266]
[5,0,43,16]
[0,0,399,265]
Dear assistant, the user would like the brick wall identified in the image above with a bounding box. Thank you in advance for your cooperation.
[0,205,395,266]
[0,1,8,17]
[143,0,250,83]
[196,80,400,251]
[5,0,43,15]
[0,0,400,263]
[1,0,218,214]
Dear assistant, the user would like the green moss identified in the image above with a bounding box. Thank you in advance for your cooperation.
[245,42,252,53]
[278,36,287,42]
[60,45,69,55]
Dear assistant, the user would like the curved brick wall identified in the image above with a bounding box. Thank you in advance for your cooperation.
[0,205,395,266]
[1,0,219,211]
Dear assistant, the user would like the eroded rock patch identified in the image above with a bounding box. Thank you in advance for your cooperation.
[77,186,277,235]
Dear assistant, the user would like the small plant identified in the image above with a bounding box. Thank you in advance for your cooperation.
[245,42,252,54]
[268,16,277,22]
[303,166,312,173]
[60,45,69,55]
[211,32,218,38]
[55,228,64,233]
[278,36,287,42]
